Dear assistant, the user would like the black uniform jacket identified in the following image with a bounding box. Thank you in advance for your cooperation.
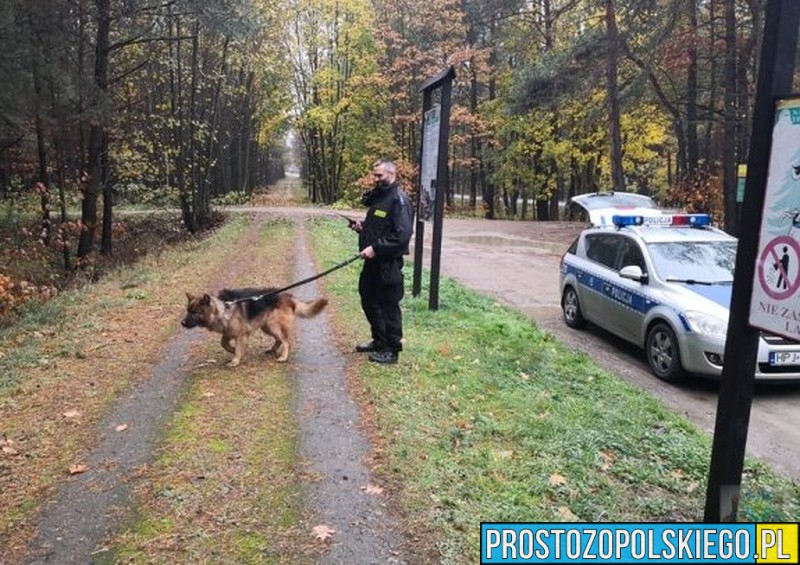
[358,182,414,260]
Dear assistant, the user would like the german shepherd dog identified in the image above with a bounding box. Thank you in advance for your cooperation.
[181,287,328,366]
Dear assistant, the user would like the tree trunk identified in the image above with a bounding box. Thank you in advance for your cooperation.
[469,58,479,211]
[722,0,738,234]
[77,0,111,262]
[605,0,625,192]
[685,0,700,173]
[31,49,51,245]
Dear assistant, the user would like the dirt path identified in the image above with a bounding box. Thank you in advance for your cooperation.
[22,331,201,564]
[292,225,408,564]
[19,215,408,564]
[21,219,274,564]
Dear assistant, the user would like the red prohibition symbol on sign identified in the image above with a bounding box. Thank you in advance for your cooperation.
[758,235,800,300]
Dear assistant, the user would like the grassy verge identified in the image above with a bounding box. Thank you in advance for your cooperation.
[308,217,800,563]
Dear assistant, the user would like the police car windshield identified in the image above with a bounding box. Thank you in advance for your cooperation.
[647,240,736,283]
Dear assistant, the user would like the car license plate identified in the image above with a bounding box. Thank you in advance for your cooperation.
[769,351,800,366]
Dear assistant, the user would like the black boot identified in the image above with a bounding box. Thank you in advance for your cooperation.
[368,350,398,364]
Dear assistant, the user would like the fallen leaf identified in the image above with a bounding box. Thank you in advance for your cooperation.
[669,469,687,479]
[362,484,384,495]
[115,424,128,432]
[68,464,89,475]
[2,446,19,456]
[599,449,617,471]
[557,506,580,521]
[202,392,215,398]
[63,409,81,419]
[312,524,336,541]
[549,473,568,487]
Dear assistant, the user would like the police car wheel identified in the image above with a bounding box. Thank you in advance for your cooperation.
[646,322,685,383]
[562,286,586,329]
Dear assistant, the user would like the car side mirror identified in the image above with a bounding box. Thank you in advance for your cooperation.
[619,265,647,284]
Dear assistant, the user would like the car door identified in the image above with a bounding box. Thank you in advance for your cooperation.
[581,233,622,330]
[608,236,649,342]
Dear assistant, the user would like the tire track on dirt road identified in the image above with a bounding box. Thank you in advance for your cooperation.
[291,221,408,564]
[20,219,271,564]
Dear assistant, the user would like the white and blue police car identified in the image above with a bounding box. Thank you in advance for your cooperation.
[559,213,800,383]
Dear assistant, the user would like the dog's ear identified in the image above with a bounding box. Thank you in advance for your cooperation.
[186,292,195,301]
[201,294,211,305]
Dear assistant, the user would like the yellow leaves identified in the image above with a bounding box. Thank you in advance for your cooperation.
[668,468,687,480]
[2,438,19,456]
[599,449,617,471]
[68,464,89,475]
[556,506,580,522]
[549,473,568,488]
[312,524,336,542]
[63,409,82,419]
[492,449,514,461]
[361,483,384,495]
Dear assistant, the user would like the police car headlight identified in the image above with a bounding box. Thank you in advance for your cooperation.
[683,311,728,337]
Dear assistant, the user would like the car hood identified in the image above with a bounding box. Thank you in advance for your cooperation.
[665,281,732,319]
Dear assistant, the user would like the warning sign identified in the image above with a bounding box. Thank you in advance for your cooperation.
[750,97,800,339]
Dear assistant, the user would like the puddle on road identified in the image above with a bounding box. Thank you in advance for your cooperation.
[448,235,567,254]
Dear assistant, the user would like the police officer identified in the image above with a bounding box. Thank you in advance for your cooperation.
[349,159,414,364]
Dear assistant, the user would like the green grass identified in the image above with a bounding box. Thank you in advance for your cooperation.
[309,218,800,563]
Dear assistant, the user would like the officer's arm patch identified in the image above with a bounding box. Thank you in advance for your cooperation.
[374,209,387,218]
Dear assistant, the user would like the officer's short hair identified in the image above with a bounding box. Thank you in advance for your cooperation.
[374,159,396,175]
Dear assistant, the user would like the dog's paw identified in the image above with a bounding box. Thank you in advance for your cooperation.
[227,359,241,367]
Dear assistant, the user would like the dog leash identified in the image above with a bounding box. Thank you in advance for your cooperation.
[223,253,362,305]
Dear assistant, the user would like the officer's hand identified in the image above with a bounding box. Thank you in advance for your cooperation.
[351,220,363,232]
[360,245,375,259]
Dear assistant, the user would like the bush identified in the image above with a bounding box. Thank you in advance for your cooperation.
[211,191,250,206]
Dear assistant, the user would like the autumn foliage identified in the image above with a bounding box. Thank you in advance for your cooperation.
[667,167,724,225]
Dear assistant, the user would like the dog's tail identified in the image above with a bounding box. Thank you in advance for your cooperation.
[294,298,328,318]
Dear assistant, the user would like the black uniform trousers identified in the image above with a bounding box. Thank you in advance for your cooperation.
[358,257,404,353]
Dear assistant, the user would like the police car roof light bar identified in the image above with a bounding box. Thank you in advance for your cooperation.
[611,215,644,227]
[612,213,712,229]
[670,213,712,226]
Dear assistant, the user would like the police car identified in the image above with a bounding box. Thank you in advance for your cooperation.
[566,191,664,226]
[559,213,800,383]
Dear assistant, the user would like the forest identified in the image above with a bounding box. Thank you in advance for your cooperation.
[0,0,773,267]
